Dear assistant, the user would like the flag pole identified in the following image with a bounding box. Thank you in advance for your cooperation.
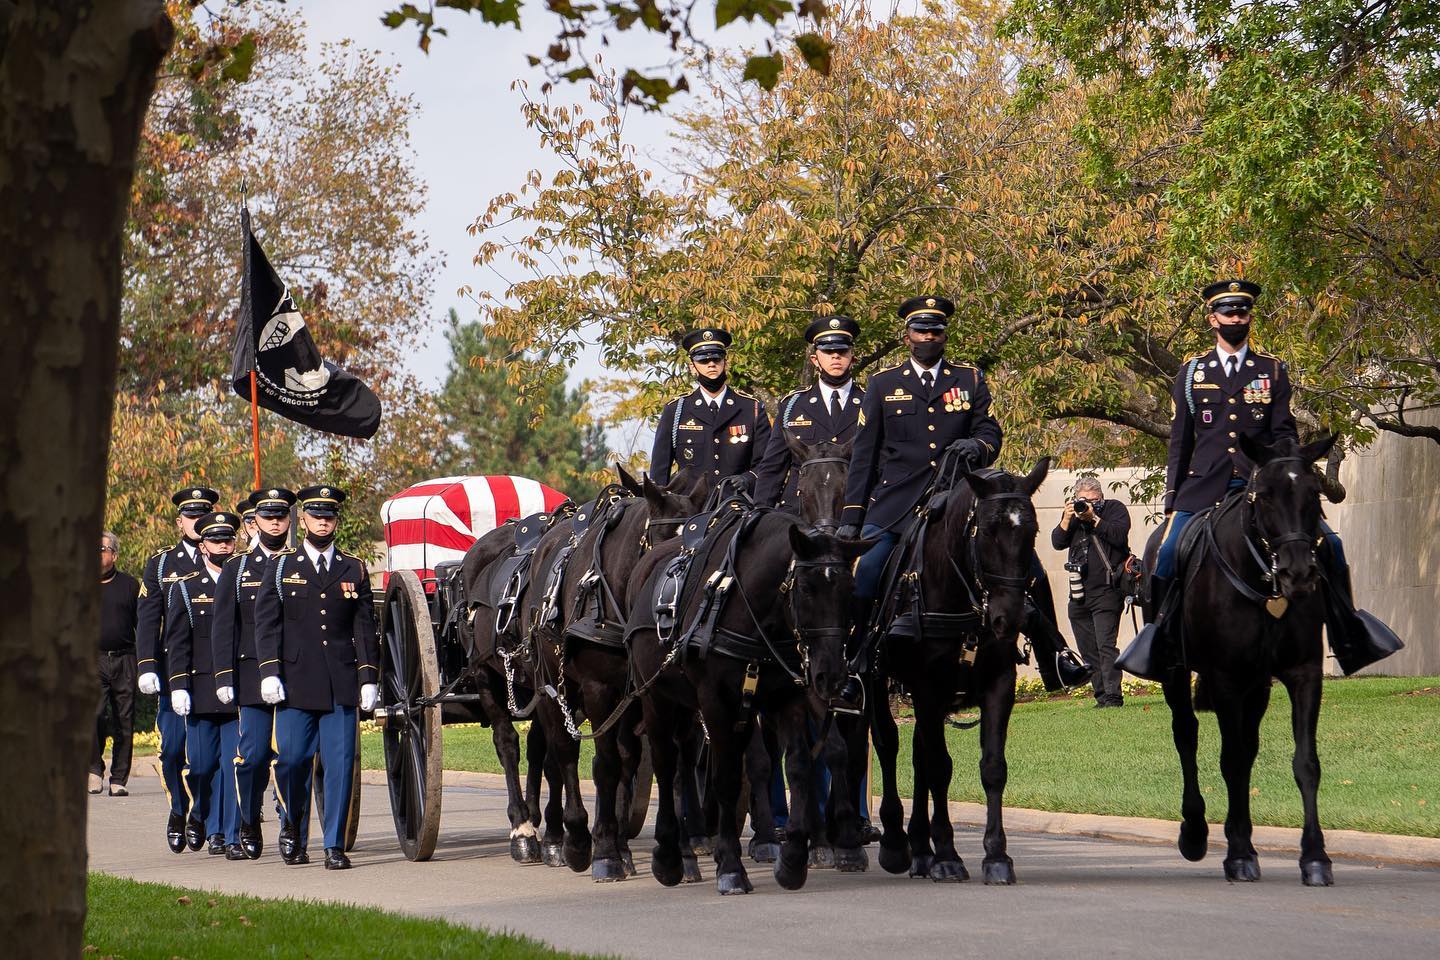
[249,369,262,489]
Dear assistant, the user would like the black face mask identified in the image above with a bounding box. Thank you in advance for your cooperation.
[1217,322,1250,347]
[697,371,727,392]
[910,340,945,366]
[817,367,852,388]
[259,529,289,551]
[305,530,336,550]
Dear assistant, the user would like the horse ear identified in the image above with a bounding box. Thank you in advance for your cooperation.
[783,428,813,462]
[1300,432,1337,465]
[1019,457,1051,497]
[835,436,855,460]
[788,523,824,560]
[615,462,643,496]
[641,474,665,510]
[1236,433,1268,470]
[966,471,998,500]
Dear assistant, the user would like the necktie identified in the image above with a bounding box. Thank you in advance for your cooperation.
[830,390,842,418]
[921,370,934,395]
[709,400,719,416]
[318,554,328,577]
[1226,356,1238,379]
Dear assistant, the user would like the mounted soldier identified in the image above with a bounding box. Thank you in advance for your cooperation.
[835,296,1087,703]
[1133,279,1400,676]
[753,315,866,514]
[136,484,218,854]
[649,328,772,491]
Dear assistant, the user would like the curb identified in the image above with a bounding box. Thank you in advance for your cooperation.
[349,767,1440,869]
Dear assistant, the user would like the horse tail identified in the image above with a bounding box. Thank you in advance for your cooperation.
[1192,673,1214,712]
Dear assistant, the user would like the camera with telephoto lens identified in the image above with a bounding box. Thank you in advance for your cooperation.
[1064,559,1085,602]
[1073,498,1091,514]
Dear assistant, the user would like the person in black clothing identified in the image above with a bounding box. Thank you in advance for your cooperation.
[1051,475,1131,707]
[94,531,139,796]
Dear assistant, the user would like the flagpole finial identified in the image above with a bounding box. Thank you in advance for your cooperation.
[240,179,249,211]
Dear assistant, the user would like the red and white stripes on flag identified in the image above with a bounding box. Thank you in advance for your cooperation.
[381,475,569,591]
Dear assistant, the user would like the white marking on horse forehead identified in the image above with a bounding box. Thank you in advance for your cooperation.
[1286,471,1299,481]
[1007,508,1023,527]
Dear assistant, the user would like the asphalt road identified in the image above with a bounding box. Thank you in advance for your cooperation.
[88,776,1439,959]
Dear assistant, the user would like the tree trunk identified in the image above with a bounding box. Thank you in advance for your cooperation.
[0,2,171,954]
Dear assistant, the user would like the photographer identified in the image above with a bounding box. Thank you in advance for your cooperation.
[1051,476,1131,708]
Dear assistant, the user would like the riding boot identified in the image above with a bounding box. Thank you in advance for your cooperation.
[836,597,875,712]
[1021,597,1091,691]
[1321,551,1403,675]
[1116,576,1172,682]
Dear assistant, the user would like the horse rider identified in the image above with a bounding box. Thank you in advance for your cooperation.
[137,485,218,853]
[834,296,1088,704]
[649,328,772,491]
[1150,279,1397,675]
[255,485,378,869]
[164,510,241,857]
[753,315,866,513]
[213,487,298,860]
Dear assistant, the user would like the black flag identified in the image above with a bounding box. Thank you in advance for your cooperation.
[231,206,382,440]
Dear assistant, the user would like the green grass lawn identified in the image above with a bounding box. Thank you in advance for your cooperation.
[85,873,592,959]
[362,677,1440,837]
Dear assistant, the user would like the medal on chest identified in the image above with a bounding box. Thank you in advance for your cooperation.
[942,387,971,412]
[728,425,750,444]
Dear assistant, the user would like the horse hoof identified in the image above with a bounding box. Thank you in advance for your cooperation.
[689,835,712,858]
[1224,857,1261,882]
[775,850,809,891]
[592,858,628,883]
[878,839,909,875]
[510,836,542,864]
[650,848,683,887]
[749,841,780,864]
[929,858,968,883]
[564,838,593,873]
[835,846,868,873]
[909,853,935,878]
[982,859,1015,885]
[808,845,836,869]
[717,870,753,896]
[542,841,566,868]
[681,854,704,884]
[623,852,636,877]
[1178,820,1209,862]
[1300,860,1334,887]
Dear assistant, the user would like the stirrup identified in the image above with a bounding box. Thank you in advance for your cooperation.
[829,674,865,716]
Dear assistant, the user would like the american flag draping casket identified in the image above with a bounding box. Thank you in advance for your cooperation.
[381,475,569,591]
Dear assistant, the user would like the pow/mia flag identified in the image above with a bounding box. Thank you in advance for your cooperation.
[230,206,381,439]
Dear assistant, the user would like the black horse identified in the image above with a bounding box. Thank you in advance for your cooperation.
[870,459,1050,885]
[520,467,709,877]
[1160,434,1341,885]
[628,507,871,894]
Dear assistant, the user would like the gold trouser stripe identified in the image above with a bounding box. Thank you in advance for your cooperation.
[271,715,288,816]
[342,712,361,841]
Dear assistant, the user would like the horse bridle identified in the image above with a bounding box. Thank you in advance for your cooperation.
[956,491,1036,620]
[1244,456,1325,586]
[795,455,850,534]
[640,514,687,551]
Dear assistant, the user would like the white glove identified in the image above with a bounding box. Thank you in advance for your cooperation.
[359,683,379,712]
[260,675,286,705]
[171,689,191,717]
[216,685,235,706]
[138,672,160,696]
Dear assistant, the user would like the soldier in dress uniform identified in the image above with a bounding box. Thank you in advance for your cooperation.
[164,511,240,857]
[237,498,258,552]
[213,487,297,860]
[254,485,378,869]
[1151,279,1398,674]
[649,328,773,489]
[753,315,866,511]
[137,485,218,853]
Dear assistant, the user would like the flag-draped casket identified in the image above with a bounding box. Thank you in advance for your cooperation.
[381,476,568,591]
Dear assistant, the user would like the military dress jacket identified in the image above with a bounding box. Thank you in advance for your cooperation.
[254,548,378,712]
[840,359,1003,530]
[1165,346,1297,514]
[136,541,203,693]
[649,387,773,486]
[164,563,237,717]
[212,550,277,708]
[752,382,866,510]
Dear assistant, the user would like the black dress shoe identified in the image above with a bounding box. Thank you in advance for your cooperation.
[324,847,352,870]
[166,813,187,854]
[207,834,226,856]
[278,819,297,860]
[185,817,205,851]
[239,821,263,860]
[282,846,310,866]
[1055,649,1094,689]
[832,676,865,715]
[859,818,882,845]
[225,843,249,861]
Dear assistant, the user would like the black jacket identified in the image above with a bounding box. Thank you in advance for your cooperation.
[649,387,772,486]
[136,541,202,690]
[752,382,865,509]
[1165,346,1297,513]
[254,548,378,712]
[841,359,1002,530]
[100,571,140,652]
[212,550,277,708]
[1051,499,1131,593]
[164,562,237,717]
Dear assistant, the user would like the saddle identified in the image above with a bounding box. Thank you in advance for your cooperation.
[565,496,639,650]
[651,498,750,650]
